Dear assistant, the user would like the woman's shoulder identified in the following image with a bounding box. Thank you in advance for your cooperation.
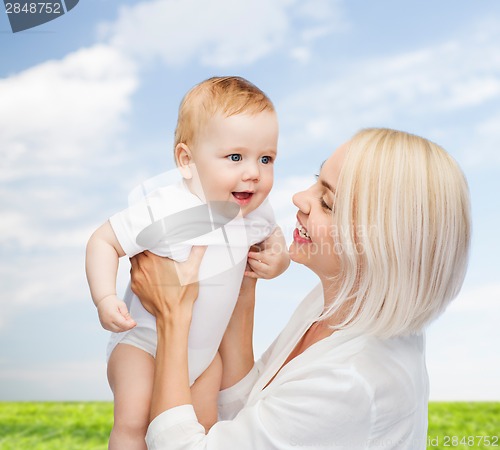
[328,333,426,381]
[341,333,428,411]
[292,332,428,406]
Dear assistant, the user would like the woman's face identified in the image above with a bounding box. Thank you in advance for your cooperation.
[289,142,349,279]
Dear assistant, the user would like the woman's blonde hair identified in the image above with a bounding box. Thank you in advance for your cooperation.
[324,128,471,338]
[174,76,275,151]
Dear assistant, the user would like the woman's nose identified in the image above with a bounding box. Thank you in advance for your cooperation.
[292,188,311,214]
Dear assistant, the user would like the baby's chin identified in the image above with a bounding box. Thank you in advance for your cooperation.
[202,197,244,221]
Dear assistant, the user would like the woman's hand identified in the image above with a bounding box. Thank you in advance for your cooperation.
[129,247,206,321]
[129,247,207,422]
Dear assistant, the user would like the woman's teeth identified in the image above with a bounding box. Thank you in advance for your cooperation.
[297,223,311,239]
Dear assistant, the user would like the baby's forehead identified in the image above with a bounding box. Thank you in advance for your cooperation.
[198,110,277,132]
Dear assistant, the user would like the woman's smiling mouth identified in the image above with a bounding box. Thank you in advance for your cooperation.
[294,221,312,243]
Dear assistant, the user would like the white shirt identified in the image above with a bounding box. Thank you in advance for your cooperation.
[108,179,276,383]
[146,283,429,449]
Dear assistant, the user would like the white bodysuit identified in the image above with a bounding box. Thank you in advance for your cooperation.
[107,179,275,385]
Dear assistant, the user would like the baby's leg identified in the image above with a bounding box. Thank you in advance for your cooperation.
[107,344,155,450]
[190,352,223,432]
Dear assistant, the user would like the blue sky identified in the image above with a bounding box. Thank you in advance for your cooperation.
[1,0,499,401]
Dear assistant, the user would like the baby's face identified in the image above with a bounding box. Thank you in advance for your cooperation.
[189,111,278,216]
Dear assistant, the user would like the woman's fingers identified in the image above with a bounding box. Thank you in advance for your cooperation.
[248,251,268,264]
[128,248,206,322]
[129,252,146,280]
[247,253,269,273]
[177,246,207,285]
[130,247,207,291]
[244,270,259,279]
[190,245,207,266]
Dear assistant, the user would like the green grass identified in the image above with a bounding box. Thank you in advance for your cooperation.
[427,403,500,449]
[0,402,498,449]
[0,402,112,450]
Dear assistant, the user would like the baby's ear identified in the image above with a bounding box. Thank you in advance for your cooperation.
[175,143,193,179]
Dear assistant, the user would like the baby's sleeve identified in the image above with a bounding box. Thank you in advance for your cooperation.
[109,199,154,257]
[109,184,202,257]
[244,198,278,246]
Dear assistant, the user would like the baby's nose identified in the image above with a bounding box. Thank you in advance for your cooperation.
[242,163,260,181]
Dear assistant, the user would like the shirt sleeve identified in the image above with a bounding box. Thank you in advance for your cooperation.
[217,361,262,421]
[244,198,277,245]
[109,184,201,257]
[109,200,152,257]
[217,324,284,421]
[146,367,374,450]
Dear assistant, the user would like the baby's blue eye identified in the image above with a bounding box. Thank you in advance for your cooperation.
[260,156,272,164]
[228,154,242,162]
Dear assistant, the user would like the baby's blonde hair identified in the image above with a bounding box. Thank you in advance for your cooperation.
[174,76,275,151]
[324,128,471,338]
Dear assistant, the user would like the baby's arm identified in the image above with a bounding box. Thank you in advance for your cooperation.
[85,221,136,332]
[245,225,290,279]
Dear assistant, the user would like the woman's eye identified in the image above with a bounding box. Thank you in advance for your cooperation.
[228,154,242,162]
[260,155,273,164]
[320,197,332,212]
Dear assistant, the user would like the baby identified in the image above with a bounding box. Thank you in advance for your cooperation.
[85,76,289,449]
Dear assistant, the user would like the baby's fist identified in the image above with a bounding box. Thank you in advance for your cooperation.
[97,295,136,333]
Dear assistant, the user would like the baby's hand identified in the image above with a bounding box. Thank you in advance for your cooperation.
[96,295,136,333]
[245,226,290,280]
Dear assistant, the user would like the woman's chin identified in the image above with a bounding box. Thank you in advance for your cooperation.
[288,241,310,265]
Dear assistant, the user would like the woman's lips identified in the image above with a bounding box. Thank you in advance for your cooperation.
[294,222,312,243]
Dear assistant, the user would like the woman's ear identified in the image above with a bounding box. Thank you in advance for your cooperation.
[175,143,193,179]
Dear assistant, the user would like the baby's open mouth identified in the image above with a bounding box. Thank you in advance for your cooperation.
[232,192,254,204]
[232,192,253,200]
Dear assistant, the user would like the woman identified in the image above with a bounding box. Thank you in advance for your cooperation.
[130,128,471,449]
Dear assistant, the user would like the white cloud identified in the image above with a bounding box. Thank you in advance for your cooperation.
[0,181,101,249]
[427,283,500,400]
[290,46,311,64]
[461,113,500,167]
[101,0,288,67]
[295,0,347,35]
[278,20,500,165]
[428,350,500,401]
[100,0,344,68]
[0,41,141,274]
[447,283,500,313]
[0,251,86,309]
[0,45,138,182]
[295,0,342,21]
[0,234,132,331]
